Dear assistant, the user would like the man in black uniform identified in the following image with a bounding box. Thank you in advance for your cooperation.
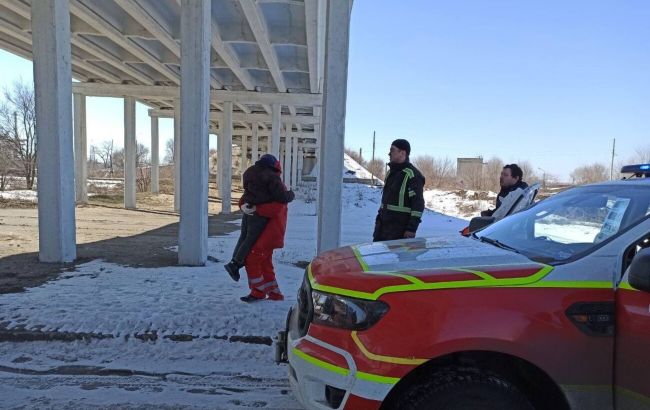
[373,139,426,242]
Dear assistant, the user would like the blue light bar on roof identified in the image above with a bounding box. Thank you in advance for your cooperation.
[621,164,650,175]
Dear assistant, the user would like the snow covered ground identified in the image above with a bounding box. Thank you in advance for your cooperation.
[0,183,464,409]
[0,189,38,203]
[424,189,496,220]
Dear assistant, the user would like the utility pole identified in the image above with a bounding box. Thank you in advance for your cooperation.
[610,138,616,180]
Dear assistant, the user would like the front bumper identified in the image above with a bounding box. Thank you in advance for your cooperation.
[277,305,391,410]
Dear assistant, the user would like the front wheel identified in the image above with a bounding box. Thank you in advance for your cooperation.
[394,367,534,410]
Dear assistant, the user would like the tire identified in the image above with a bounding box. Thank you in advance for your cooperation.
[394,367,534,410]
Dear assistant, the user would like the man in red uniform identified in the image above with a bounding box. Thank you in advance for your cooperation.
[224,154,294,302]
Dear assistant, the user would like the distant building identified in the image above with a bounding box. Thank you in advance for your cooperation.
[456,157,484,177]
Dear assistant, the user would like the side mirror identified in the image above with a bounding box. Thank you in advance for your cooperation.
[629,248,650,292]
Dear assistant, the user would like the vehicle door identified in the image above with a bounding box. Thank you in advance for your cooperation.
[615,222,650,409]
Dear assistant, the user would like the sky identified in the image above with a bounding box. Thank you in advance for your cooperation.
[1,0,649,181]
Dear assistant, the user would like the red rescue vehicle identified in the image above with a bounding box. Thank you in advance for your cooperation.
[277,165,650,410]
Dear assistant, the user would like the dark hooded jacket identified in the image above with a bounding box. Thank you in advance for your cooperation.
[241,157,294,205]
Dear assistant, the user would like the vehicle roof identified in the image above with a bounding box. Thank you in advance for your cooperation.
[581,178,650,188]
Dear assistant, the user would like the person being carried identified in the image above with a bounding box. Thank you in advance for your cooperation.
[373,139,425,242]
[224,154,294,280]
[481,164,528,217]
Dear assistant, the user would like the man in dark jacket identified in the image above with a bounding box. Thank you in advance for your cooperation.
[373,139,426,242]
[481,164,528,217]
[224,154,294,282]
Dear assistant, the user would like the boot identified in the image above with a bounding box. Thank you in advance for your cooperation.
[224,261,240,282]
[267,292,284,301]
[240,293,265,303]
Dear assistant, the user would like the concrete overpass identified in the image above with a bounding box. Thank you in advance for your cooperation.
[0,0,352,264]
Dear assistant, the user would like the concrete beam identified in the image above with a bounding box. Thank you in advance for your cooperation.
[178,0,210,266]
[151,116,159,193]
[32,0,76,262]
[148,108,320,125]
[251,125,259,162]
[124,97,137,210]
[71,83,322,107]
[271,103,281,158]
[73,93,88,203]
[220,102,233,214]
[173,98,181,212]
[317,0,352,254]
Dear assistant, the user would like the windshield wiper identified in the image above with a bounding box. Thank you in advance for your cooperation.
[479,236,521,254]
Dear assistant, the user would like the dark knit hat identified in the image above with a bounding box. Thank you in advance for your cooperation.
[391,139,411,156]
[256,154,282,173]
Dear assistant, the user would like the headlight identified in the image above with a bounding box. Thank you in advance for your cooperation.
[311,290,389,330]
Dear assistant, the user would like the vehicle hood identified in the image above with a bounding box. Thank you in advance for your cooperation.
[308,235,552,300]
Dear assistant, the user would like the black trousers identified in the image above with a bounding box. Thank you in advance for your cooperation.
[231,213,268,265]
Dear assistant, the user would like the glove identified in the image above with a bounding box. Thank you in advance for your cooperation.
[241,203,256,215]
[286,190,295,202]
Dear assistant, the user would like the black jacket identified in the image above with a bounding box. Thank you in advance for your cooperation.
[373,161,425,241]
[241,164,294,205]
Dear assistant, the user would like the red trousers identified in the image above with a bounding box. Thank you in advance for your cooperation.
[244,249,282,298]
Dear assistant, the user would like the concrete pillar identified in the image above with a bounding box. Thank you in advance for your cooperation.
[284,131,292,186]
[240,134,248,185]
[220,101,233,214]
[178,0,211,266]
[124,97,136,210]
[317,0,352,254]
[150,115,159,193]
[297,147,304,184]
[291,136,299,188]
[251,125,259,163]
[173,98,181,211]
[271,103,281,158]
[32,0,76,262]
[73,93,87,203]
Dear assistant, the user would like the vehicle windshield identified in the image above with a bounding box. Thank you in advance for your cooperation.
[475,184,650,264]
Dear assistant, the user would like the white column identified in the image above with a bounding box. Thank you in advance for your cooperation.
[251,125,259,162]
[73,93,87,203]
[284,131,292,186]
[220,101,233,214]
[150,115,159,193]
[178,0,210,266]
[297,147,304,184]
[32,0,76,262]
[173,98,181,211]
[271,103,281,158]
[124,97,136,210]
[317,0,352,254]
[240,134,248,185]
[291,136,299,188]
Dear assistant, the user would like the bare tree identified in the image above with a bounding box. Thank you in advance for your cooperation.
[136,143,150,167]
[631,145,650,163]
[164,138,174,164]
[571,163,608,185]
[516,160,538,184]
[0,81,37,189]
[366,158,386,182]
[0,138,12,191]
[413,155,454,189]
[482,157,504,192]
[94,140,114,174]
